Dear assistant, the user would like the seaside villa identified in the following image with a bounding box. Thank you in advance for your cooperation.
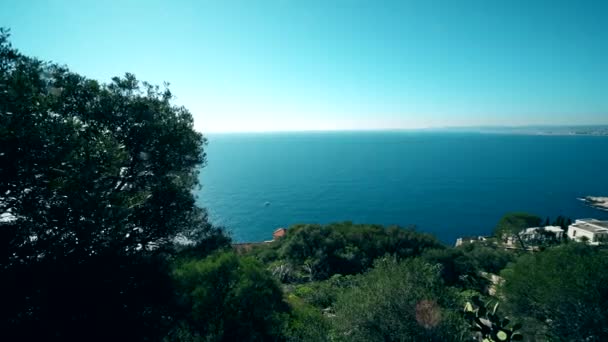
[521,226,564,241]
[504,225,564,247]
[567,219,608,245]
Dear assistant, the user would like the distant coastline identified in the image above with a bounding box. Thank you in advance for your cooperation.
[204,125,608,136]
[427,125,608,136]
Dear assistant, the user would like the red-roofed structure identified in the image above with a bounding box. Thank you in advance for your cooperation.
[273,227,287,240]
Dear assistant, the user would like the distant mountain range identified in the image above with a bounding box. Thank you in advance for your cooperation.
[430,125,608,136]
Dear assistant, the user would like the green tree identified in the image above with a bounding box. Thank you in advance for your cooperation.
[422,248,481,288]
[253,222,444,281]
[0,29,228,339]
[292,274,358,309]
[493,213,542,249]
[332,257,468,341]
[169,252,289,341]
[500,244,608,341]
[457,243,515,275]
[284,295,331,342]
[550,215,572,232]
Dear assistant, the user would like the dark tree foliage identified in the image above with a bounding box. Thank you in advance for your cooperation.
[292,274,358,309]
[3,253,176,341]
[550,215,572,231]
[0,29,228,340]
[493,212,542,249]
[332,258,468,342]
[169,252,289,341]
[283,294,331,342]
[422,248,479,287]
[422,243,514,290]
[253,222,444,281]
[456,242,515,275]
[500,244,608,341]
[422,248,493,291]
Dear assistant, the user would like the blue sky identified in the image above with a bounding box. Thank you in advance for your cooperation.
[1,0,607,132]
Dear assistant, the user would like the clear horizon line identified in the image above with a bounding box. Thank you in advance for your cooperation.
[199,123,608,135]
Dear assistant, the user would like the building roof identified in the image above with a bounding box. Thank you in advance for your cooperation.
[273,227,287,239]
[571,219,608,233]
[520,226,564,235]
[458,236,486,241]
[592,220,608,229]
[521,227,539,235]
[576,218,608,227]
[544,226,564,233]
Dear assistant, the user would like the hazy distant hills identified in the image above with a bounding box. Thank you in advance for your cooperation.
[431,125,608,136]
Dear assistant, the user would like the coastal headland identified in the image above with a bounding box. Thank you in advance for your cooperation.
[581,196,608,211]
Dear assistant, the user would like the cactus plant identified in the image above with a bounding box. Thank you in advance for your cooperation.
[464,296,523,342]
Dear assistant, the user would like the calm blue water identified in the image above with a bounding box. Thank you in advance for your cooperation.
[196,132,608,244]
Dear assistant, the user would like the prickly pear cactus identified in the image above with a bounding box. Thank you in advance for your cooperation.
[464,296,523,342]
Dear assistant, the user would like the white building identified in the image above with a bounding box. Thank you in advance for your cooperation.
[506,226,564,246]
[567,219,608,245]
[455,236,487,247]
[544,226,566,239]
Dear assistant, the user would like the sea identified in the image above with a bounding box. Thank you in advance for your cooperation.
[196,131,608,245]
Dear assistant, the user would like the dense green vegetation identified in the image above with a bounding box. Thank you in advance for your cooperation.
[247,222,524,340]
[331,258,468,341]
[2,29,606,341]
[169,252,288,341]
[501,244,608,341]
[0,28,229,340]
[250,222,443,281]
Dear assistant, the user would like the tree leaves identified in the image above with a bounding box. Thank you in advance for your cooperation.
[0,30,216,263]
[500,244,608,340]
[0,28,228,340]
[332,258,467,342]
